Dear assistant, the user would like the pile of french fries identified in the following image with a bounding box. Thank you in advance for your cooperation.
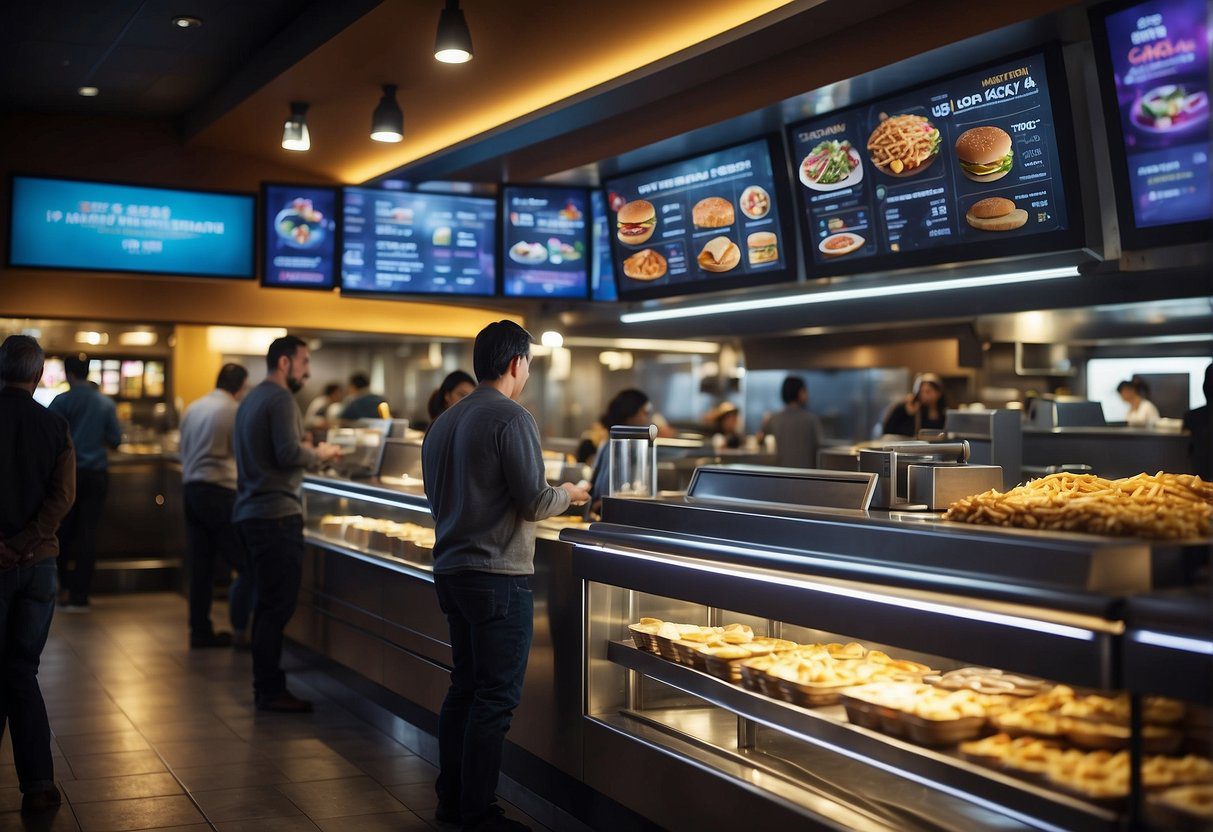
[945,472,1212,540]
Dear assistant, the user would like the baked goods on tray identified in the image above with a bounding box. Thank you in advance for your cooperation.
[924,667,1050,697]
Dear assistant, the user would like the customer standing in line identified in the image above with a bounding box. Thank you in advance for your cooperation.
[759,375,824,468]
[49,354,120,612]
[179,362,253,649]
[0,335,76,814]
[422,321,589,832]
[233,336,340,712]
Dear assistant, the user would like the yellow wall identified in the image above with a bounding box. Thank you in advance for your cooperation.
[171,325,224,410]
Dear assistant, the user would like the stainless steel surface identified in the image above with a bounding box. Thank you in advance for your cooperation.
[945,409,1023,490]
[907,464,1003,511]
[860,442,970,510]
[577,544,1121,688]
[1022,430,1193,479]
[605,642,1116,832]
[1027,400,1107,429]
[590,494,1159,593]
[686,465,877,511]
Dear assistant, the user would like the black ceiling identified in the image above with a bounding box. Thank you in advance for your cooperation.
[0,0,358,122]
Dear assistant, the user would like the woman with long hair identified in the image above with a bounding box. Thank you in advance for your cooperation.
[426,370,476,427]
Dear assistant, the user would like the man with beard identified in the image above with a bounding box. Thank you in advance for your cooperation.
[233,335,340,712]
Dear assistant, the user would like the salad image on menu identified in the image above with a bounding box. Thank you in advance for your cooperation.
[263,184,337,288]
[1102,0,1210,228]
[605,138,787,297]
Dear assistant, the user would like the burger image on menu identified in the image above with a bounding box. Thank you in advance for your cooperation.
[697,236,740,273]
[954,126,1014,182]
[692,197,735,228]
[747,232,778,265]
[616,200,656,246]
[965,197,1028,231]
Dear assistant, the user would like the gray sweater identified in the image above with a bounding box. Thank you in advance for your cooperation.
[233,380,317,522]
[422,386,569,575]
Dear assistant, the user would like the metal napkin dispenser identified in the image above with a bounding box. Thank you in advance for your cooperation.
[859,441,1000,510]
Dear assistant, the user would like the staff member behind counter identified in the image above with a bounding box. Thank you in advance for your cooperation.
[758,376,824,469]
[422,321,589,831]
[883,372,949,438]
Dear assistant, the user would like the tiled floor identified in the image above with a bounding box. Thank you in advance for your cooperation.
[0,593,549,832]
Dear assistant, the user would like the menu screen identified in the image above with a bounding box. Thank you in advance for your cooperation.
[8,176,255,278]
[262,184,338,289]
[787,51,1075,275]
[604,138,792,298]
[1098,0,1210,231]
[501,186,589,298]
[590,191,618,301]
[341,188,496,296]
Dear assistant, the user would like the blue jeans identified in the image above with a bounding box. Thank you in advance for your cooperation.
[434,572,533,828]
[236,516,304,703]
[0,558,58,793]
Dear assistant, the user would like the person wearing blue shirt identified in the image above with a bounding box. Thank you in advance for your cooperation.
[48,355,120,611]
[338,372,387,421]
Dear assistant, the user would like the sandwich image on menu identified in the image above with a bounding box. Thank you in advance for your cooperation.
[697,236,740,273]
[747,232,778,265]
[692,197,735,228]
[965,197,1027,231]
[954,126,1013,182]
[616,200,656,245]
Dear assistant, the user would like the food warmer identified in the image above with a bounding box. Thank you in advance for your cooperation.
[561,465,1211,831]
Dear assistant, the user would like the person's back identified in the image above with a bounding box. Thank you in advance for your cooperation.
[180,389,240,489]
[766,404,823,468]
[48,382,120,471]
[340,390,386,420]
[0,379,73,561]
[233,380,310,522]
[423,387,563,574]
[1183,365,1213,479]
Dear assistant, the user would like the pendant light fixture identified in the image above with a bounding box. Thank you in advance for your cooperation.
[281,101,310,151]
[434,0,472,63]
[370,84,404,143]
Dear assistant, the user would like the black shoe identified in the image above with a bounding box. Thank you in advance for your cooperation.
[256,692,313,713]
[190,631,233,648]
[21,786,61,813]
[462,805,530,832]
[434,803,461,826]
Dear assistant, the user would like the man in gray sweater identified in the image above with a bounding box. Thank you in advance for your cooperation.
[422,321,588,832]
[233,335,339,713]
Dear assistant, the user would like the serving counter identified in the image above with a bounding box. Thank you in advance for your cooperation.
[295,475,589,782]
[560,484,1211,832]
[1023,427,1192,479]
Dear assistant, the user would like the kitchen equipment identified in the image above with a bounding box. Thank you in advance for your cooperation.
[859,440,999,510]
[907,463,1004,510]
[608,424,658,498]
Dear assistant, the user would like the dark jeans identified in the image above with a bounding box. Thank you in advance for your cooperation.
[236,515,304,703]
[58,468,108,605]
[434,571,533,827]
[0,558,58,793]
[183,483,252,637]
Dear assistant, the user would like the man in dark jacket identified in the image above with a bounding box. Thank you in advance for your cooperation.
[0,335,76,814]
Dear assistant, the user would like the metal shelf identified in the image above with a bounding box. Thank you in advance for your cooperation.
[608,640,1118,832]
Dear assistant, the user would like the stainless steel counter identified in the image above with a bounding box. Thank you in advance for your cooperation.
[1022,427,1192,479]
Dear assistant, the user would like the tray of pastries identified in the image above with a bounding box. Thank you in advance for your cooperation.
[841,682,995,746]
[319,515,435,559]
[960,733,1063,781]
[1147,784,1213,831]
[1044,750,1213,806]
[760,644,932,708]
[924,667,1051,698]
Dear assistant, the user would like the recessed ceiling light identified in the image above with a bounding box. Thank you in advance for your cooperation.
[77,86,100,97]
[172,16,202,28]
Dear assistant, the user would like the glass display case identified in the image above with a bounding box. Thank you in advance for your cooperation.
[302,477,434,572]
[564,472,1211,832]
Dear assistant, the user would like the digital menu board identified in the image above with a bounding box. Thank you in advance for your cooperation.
[8,176,255,278]
[1091,0,1210,247]
[340,187,496,297]
[786,49,1081,276]
[603,136,795,299]
[501,186,589,299]
[590,191,618,301]
[261,183,338,289]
